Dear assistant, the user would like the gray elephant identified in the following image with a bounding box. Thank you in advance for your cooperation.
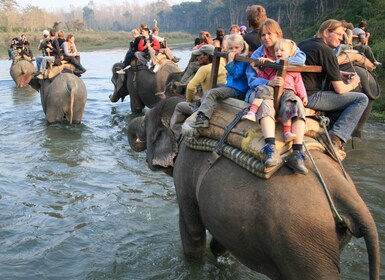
[339,64,380,137]
[110,61,181,113]
[29,73,87,124]
[10,60,36,88]
[127,97,380,280]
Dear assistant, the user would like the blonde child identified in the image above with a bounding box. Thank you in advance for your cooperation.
[243,39,308,143]
[190,34,249,128]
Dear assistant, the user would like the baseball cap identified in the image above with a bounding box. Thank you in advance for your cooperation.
[192,44,215,56]
[42,30,49,36]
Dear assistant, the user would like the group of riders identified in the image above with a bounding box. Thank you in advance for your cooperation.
[116,20,181,75]
[8,29,86,79]
[164,6,380,177]
[8,6,380,177]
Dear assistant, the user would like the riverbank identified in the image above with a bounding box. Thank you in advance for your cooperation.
[0,30,195,59]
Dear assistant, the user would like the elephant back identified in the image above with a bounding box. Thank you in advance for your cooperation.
[10,59,36,87]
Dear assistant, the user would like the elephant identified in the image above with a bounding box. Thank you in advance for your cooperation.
[339,64,380,137]
[127,96,380,280]
[110,61,181,113]
[10,59,36,88]
[29,73,87,125]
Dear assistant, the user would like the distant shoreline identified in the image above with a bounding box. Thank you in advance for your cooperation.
[0,31,195,59]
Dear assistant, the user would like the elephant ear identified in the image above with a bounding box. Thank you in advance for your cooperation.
[144,97,182,170]
[29,77,41,92]
[148,126,178,169]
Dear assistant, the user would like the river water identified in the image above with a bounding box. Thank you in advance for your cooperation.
[0,47,384,279]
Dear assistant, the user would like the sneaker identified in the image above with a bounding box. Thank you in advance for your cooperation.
[317,132,346,161]
[242,111,256,122]
[284,132,297,142]
[153,64,160,73]
[374,61,382,67]
[190,112,209,128]
[116,69,126,74]
[286,150,308,175]
[35,73,44,79]
[172,57,181,63]
[260,143,283,167]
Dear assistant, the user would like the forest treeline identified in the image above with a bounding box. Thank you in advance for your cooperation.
[1,0,384,116]
[1,0,384,42]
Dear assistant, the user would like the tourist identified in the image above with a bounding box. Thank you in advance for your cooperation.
[190,34,249,129]
[243,5,267,54]
[245,19,306,169]
[298,19,368,161]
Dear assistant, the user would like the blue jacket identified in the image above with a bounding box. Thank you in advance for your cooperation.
[245,45,306,102]
[225,57,249,98]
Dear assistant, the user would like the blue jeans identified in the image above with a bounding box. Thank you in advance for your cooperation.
[306,91,368,142]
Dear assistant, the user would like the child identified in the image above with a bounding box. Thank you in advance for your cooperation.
[116,29,141,74]
[243,39,308,143]
[245,38,308,175]
[190,34,249,128]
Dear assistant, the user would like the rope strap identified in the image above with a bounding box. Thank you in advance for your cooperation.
[215,108,248,154]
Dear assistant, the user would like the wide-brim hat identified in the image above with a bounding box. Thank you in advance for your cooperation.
[192,44,215,56]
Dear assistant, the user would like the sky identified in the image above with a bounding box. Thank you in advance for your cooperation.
[16,0,199,11]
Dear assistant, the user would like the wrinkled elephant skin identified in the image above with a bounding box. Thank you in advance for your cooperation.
[110,62,181,113]
[127,97,380,280]
[29,73,87,125]
[10,60,36,88]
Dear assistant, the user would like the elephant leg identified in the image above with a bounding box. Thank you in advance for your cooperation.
[352,99,373,137]
[130,90,145,113]
[46,108,64,124]
[179,211,206,260]
[209,237,228,257]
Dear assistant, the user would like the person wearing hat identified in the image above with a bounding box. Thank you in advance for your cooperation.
[16,34,34,60]
[185,44,226,102]
[169,44,226,140]
[35,30,55,77]
[240,25,248,35]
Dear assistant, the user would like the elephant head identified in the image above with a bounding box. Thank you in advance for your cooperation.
[339,64,381,137]
[127,96,183,175]
[10,60,36,88]
[110,60,182,113]
[110,62,129,102]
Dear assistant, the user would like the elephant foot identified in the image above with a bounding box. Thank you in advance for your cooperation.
[210,237,229,258]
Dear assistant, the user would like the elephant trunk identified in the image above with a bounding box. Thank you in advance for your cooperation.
[345,203,380,280]
[127,116,146,152]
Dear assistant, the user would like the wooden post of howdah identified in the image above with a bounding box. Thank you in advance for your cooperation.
[209,50,322,111]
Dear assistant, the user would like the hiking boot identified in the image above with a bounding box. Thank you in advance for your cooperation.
[242,111,256,122]
[317,132,346,161]
[260,143,283,167]
[286,150,308,175]
[190,112,209,128]
[284,132,296,142]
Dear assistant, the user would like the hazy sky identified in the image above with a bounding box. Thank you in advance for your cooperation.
[16,0,199,11]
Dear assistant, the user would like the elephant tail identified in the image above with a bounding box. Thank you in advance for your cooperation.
[69,88,75,125]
